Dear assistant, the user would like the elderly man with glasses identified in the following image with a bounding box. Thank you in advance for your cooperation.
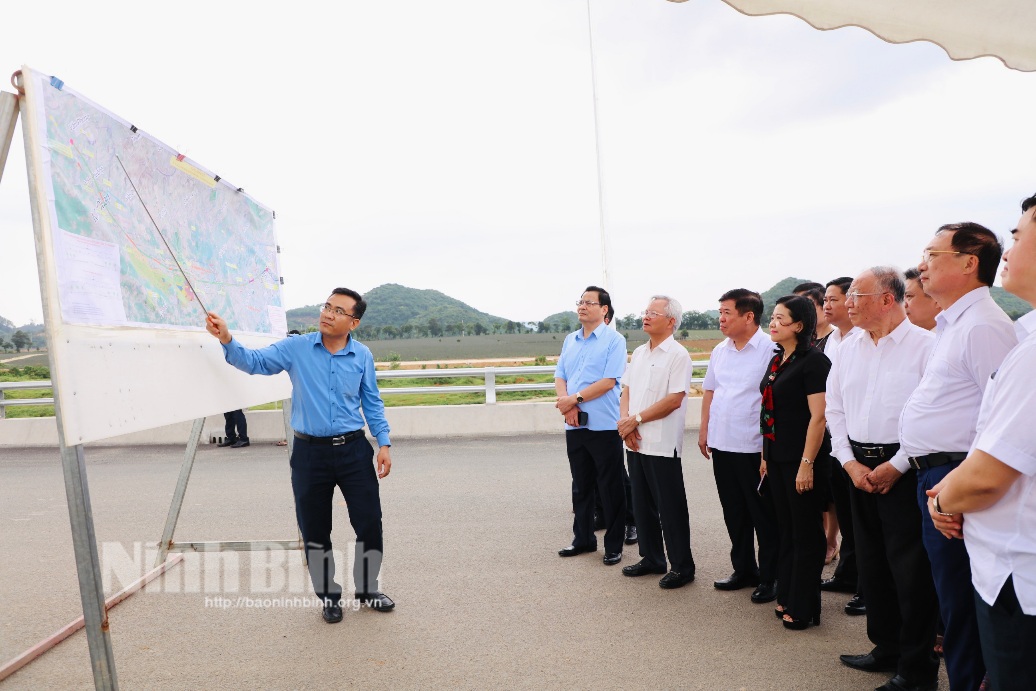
[555,285,629,565]
[206,287,394,625]
[617,296,696,589]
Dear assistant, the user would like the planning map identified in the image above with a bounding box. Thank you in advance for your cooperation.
[29,69,286,335]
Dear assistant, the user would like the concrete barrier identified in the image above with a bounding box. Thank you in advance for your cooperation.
[0,398,705,447]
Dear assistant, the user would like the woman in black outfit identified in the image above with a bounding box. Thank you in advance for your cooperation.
[760,295,831,630]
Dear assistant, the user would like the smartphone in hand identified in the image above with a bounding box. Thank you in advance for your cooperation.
[577,411,589,427]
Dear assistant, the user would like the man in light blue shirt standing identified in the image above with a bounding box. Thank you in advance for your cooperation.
[205,287,393,625]
[555,285,628,565]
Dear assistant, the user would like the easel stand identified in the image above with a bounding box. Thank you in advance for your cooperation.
[0,78,300,690]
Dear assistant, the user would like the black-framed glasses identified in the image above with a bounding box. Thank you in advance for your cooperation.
[321,303,357,319]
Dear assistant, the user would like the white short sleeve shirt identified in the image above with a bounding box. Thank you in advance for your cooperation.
[703,328,775,454]
[964,310,1036,614]
[624,335,692,457]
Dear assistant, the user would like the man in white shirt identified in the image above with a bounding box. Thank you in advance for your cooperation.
[698,289,779,604]
[828,267,940,691]
[617,296,695,588]
[926,195,1036,691]
[900,223,1018,691]
[820,276,865,615]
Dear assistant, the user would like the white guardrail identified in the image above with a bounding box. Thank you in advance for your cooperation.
[0,360,711,415]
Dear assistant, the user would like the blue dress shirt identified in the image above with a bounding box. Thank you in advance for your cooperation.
[554,323,627,431]
[222,332,391,446]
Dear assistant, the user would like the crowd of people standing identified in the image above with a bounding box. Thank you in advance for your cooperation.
[553,196,1036,691]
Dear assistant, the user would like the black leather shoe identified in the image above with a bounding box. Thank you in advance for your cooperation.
[624,525,638,545]
[355,592,395,611]
[845,594,866,616]
[659,570,695,589]
[217,438,237,447]
[875,674,938,691]
[322,601,343,623]
[839,652,900,673]
[622,559,667,577]
[820,576,857,593]
[750,581,778,603]
[558,544,598,557]
[713,572,759,591]
[603,552,622,565]
[230,439,250,448]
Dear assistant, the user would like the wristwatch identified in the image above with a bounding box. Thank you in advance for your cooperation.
[635,413,643,425]
[576,392,584,403]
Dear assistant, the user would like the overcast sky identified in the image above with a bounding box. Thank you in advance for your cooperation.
[1,0,1033,327]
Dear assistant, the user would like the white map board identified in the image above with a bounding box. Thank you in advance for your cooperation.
[20,66,292,444]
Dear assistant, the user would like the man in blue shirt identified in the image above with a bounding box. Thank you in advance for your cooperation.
[205,287,393,624]
[555,285,628,565]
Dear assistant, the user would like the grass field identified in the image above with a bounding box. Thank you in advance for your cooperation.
[361,330,724,362]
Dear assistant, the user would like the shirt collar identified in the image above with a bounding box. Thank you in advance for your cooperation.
[575,321,609,341]
[315,333,356,355]
[652,334,677,352]
[725,327,768,351]
[935,286,990,328]
[1016,309,1036,341]
[886,317,914,344]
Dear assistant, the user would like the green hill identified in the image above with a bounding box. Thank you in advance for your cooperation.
[542,311,578,332]
[990,286,1032,319]
[760,277,816,317]
[285,283,510,333]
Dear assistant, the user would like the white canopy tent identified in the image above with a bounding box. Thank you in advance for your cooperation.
[668,0,1036,72]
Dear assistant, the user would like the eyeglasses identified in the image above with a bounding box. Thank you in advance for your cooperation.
[640,310,668,319]
[575,300,601,307]
[769,315,793,326]
[921,249,965,263]
[321,303,357,319]
[846,291,888,301]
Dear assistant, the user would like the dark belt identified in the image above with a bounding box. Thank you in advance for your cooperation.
[908,452,967,471]
[294,430,364,446]
[849,440,900,461]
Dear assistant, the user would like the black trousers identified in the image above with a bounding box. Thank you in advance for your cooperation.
[566,429,626,554]
[223,409,247,442]
[827,455,860,590]
[711,449,779,582]
[290,435,383,602]
[850,467,939,683]
[975,575,1036,691]
[592,465,635,526]
[768,460,826,623]
[627,451,695,574]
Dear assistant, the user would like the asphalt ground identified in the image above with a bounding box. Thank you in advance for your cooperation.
[0,435,950,690]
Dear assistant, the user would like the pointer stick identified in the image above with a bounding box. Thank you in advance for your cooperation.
[114,154,209,316]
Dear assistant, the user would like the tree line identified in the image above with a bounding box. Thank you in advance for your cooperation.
[0,330,45,353]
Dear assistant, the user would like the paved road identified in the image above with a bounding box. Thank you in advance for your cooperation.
[0,436,949,689]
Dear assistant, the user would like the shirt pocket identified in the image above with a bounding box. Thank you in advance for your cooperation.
[647,364,668,394]
[339,371,363,400]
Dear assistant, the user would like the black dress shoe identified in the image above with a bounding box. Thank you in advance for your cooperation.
[230,439,250,448]
[322,601,343,623]
[659,570,695,589]
[603,552,622,565]
[558,544,597,557]
[624,525,638,545]
[622,559,667,577]
[845,594,866,616]
[355,592,395,611]
[713,572,759,591]
[820,576,857,593]
[750,581,778,603]
[839,652,900,673]
[875,674,937,691]
[217,438,238,447]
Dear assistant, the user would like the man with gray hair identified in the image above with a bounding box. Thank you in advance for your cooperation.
[828,267,940,691]
[617,295,696,588]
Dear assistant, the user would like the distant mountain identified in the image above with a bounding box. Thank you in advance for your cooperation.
[990,286,1032,319]
[542,311,577,332]
[760,277,816,317]
[285,283,510,332]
